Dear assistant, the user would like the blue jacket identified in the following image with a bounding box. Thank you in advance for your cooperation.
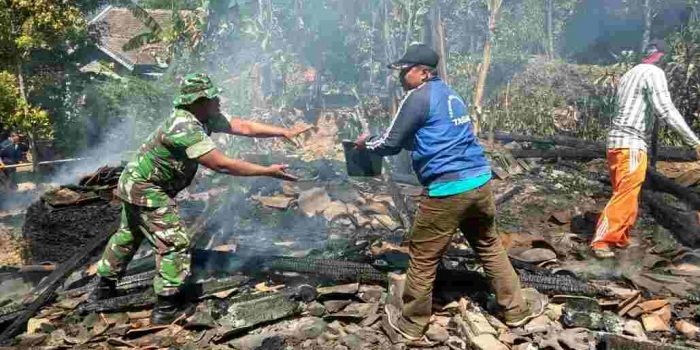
[0,139,24,165]
[366,76,491,186]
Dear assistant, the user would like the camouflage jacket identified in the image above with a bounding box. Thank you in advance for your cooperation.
[117,108,230,207]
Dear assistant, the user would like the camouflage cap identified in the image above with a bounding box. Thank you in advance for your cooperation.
[173,73,221,106]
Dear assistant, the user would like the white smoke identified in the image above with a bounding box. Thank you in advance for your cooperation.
[49,115,137,186]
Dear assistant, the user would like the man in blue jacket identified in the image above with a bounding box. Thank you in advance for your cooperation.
[0,132,26,190]
[355,43,547,340]
[0,132,25,166]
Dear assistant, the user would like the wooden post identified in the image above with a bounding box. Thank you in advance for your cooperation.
[650,118,660,170]
[434,7,449,83]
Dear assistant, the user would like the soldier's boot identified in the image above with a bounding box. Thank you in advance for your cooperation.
[88,277,118,302]
[150,294,194,325]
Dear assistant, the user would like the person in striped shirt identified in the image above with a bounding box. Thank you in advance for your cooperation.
[592,39,700,259]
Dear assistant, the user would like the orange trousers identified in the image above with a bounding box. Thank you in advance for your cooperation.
[592,148,648,249]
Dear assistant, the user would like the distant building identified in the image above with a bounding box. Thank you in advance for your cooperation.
[86,6,178,78]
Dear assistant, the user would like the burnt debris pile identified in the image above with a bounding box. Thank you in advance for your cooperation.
[22,166,123,264]
[2,132,700,349]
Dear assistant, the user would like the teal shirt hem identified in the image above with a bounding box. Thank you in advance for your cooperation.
[428,173,492,197]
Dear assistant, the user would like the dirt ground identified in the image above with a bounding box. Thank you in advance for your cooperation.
[0,224,25,266]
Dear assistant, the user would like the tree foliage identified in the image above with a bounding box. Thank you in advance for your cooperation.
[3,0,700,161]
[0,0,97,163]
[0,71,18,120]
[0,0,88,59]
[6,99,52,139]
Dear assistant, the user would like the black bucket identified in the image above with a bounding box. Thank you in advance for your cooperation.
[342,140,383,177]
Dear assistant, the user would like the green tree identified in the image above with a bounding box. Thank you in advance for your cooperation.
[0,0,94,166]
[0,71,18,122]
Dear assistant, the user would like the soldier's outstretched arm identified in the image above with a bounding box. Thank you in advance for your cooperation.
[198,149,298,181]
[228,118,312,142]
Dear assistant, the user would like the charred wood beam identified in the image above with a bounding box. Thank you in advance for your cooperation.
[77,291,156,314]
[35,254,597,321]
[645,169,700,210]
[517,270,596,296]
[0,220,119,344]
[0,304,25,325]
[510,148,697,162]
[498,132,697,162]
[267,256,597,297]
[434,267,596,297]
[65,268,247,300]
[76,275,249,314]
[597,174,700,248]
[642,190,700,248]
[60,270,158,298]
[267,257,387,284]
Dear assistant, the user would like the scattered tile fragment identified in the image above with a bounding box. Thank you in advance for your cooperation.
[323,300,352,313]
[675,320,700,339]
[317,283,359,297]
[425,323,449,343]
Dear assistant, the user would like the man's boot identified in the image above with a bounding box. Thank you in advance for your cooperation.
[88,277,118,302]
[150,294,193,325]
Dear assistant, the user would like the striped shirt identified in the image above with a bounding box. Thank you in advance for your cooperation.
[608,64,700,150]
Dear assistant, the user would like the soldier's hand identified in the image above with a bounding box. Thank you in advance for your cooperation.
[284,124,313,147]
[266,164,298,181]
[695,144,700,160]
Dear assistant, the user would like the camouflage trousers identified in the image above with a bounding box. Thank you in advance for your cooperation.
[97,201,191,296]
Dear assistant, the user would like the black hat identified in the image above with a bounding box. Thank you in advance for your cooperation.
[388,43,439,70]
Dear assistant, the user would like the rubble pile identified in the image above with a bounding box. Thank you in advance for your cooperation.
[22,166,123,263]
[2,131,700,349]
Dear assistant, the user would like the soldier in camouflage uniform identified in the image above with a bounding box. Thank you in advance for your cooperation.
[91,73,309,324]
